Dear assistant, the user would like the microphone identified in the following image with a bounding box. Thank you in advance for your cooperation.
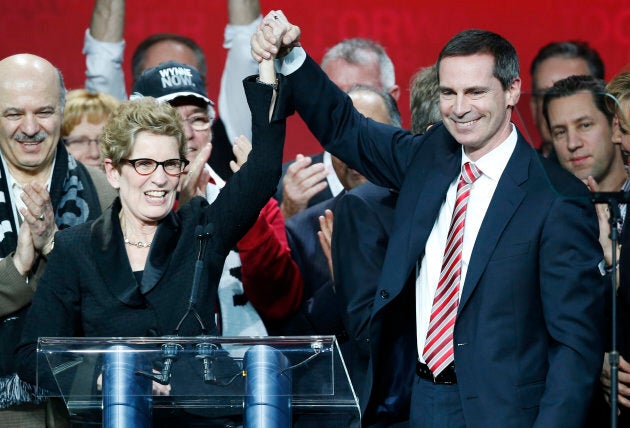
[135,341,183,385]
[196,223,214,239]
[190,223,214,306]
[195,342,220,384]
[173,222,214,335]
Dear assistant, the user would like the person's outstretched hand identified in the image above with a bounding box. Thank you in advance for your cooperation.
[280,154,329,219]
[230,135,252,173]
[178,143,212,207]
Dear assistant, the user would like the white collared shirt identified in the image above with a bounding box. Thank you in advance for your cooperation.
[1,150,55,229]
[415,125,518,362]
[323,151,344,197]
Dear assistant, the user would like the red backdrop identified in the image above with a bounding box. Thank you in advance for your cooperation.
[3,0,630,159]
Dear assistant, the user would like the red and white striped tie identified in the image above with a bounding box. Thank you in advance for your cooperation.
[423,162,482,376]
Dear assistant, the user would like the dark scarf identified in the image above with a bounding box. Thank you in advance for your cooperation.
[0,142,103,408]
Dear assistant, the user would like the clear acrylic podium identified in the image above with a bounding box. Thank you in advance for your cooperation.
[37,335,360,427]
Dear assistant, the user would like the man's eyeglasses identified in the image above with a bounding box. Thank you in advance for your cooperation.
[64,136,100,148]
[121,158,189,177]
[184,114,211,132]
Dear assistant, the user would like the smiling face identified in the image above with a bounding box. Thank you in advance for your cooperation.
[548,92,618,185]
[0,54,63,181]
[439,53,520,161]
[105,131,181,226]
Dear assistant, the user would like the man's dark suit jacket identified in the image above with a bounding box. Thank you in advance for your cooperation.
[268,193,345,337]
[274,152,334,207]
[278,54,606,428]
[332,182,398,410]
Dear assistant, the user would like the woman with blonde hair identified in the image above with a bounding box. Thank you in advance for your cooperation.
[61,89,120,167]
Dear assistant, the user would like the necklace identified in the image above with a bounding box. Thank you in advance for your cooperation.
[119,213,154,248]
[124,237,152,248]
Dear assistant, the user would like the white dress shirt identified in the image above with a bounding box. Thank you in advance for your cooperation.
[2,150,55,228]
[415,126,517,362]
[323,151,345,197]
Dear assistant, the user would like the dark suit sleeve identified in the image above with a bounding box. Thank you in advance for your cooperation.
[205,78,286,255]
[535,194,606,426]
[282,55,421,192]
[16,231,83,390]
[332,192,388,357]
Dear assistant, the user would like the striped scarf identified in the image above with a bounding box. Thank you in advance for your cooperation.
[0,143,103,408]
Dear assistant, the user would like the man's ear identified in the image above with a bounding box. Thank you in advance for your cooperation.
[388,84,401,102]
[103,159,120,190]
[506,77,521,108]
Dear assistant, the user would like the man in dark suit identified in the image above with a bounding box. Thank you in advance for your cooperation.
[253,15,606,427]
[333,68,438,408]
[332,182,398,412]
[269,86,401,339]
[541,74,629,427]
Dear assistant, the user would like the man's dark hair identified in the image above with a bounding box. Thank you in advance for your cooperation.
[542,75,611,131]
[131,33,207,83]
[530,41,604,92]
[437,29,520,91]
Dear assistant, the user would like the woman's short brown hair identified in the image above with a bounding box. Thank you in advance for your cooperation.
[101,97,186,167]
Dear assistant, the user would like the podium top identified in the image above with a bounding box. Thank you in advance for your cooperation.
[37,335,359,419]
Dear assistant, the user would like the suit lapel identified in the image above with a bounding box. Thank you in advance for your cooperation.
[141,211,181,294]
[91,198,145,307]
[403,149,461,268]
[373,127,462,313]
[458,138,530,312]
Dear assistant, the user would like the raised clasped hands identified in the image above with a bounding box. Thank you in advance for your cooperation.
[14,182,57,275]
[251,10,301,63]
